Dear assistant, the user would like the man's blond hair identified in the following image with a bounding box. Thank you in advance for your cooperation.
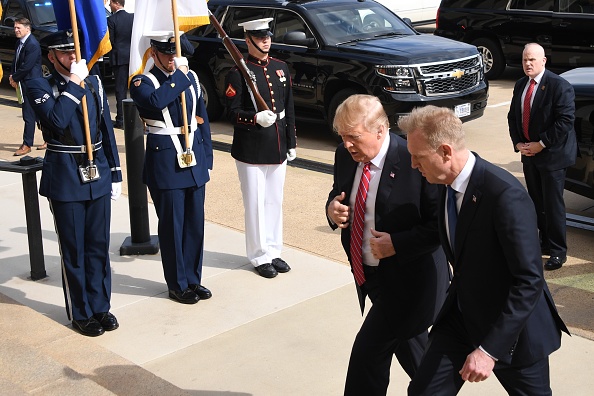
[333,94,389,135]
[398,105,465,150]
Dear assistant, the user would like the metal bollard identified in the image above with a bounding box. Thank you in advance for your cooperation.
[119,99,159,255]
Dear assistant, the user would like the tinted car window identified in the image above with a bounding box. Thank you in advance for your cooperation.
[509,0,554,11]
[5,0,26,19]
[25,0,56,26]
[226,8,274,39]
[273,10,313,43]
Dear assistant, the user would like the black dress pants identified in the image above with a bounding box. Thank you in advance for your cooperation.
[344,265,428,396]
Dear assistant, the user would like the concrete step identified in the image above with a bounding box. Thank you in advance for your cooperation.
[0,293,189,396]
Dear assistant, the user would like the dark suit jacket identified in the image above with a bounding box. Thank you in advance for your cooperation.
[437,154,569,366]
[26,71,122,202]
[508,69,577,171]
[326,133,449,340]
[11,34,42,82]
[107,9,134,66]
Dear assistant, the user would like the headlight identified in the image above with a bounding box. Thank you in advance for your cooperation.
[375,65,416,93]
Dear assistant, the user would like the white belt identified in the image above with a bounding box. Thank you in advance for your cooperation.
[277,109,285,120]
[147,126,184,135]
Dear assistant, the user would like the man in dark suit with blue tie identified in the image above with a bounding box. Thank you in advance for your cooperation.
[107,0,134,128]
[130,33,213,305]
[326,95,449,395]
[403,105,569,396]
[508,43,577,271]
[9,17,43,156]
[26,30,123,337]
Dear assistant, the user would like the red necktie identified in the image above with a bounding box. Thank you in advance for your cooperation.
[522,79,536,141]
[350,162,371,286]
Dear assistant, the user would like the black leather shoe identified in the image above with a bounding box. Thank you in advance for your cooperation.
[545,256,566,271]
[189,284,212,299]
[169,288,200,304]
[93,312,119,331]
[72,317,105,337]
[255,263,278,278]
[272,258,291,273]
[112,120,123,128]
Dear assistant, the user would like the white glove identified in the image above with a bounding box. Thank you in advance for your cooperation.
[174,56,188,69]
[111,182,122,201]
[70,59,89,80]
[255,110,277,128]
[287,148,297,161]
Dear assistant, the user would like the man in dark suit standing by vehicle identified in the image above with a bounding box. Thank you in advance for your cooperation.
[9,17,43,155]
[508,43,577,271]
[403,105,569,396]
[326,95,449,395]
[107,0,133,128]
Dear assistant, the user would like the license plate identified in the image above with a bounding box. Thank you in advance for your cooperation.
[454,103,471,118]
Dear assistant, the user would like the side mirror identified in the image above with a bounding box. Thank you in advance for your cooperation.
[4,17,16,28]
[283,31,316,48]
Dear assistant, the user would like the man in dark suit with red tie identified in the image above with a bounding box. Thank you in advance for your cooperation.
[508,43,577,271]
[107,0,134,128]
[326,94,449,395]
[9,17,43,155]
[403,105,569,396]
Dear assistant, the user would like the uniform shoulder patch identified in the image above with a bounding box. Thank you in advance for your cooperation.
[132,76,142,87]
[225,83,237,97]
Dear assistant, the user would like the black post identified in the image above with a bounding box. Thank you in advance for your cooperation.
[119,99,159,255]
[22,171,47,280]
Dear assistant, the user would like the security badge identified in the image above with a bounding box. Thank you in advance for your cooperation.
[276,69,286,82]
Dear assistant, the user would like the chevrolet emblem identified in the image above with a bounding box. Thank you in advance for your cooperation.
[451,69,465,79]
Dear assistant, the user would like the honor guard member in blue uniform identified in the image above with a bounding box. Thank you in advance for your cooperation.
[224,18,297,278]
[130,33,213,304]
[26,30,123,337]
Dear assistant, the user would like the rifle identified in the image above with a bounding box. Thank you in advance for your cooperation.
[208,11,270,112]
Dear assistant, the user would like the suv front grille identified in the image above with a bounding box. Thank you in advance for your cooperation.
[413,55,483,97]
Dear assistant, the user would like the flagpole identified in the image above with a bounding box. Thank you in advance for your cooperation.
[171,0,193,166]
[68,0,99,180]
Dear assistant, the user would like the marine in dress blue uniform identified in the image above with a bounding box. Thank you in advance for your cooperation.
[224,18,297,278]
[129,34,213,304]
[26,30,122,337]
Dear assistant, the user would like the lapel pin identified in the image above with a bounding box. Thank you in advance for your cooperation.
[472,195,477,203]
[541,85,545,91]
[390,172,395,178]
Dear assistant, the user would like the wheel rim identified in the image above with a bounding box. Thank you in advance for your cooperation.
[200,81,208,108]
[478,45,493,74]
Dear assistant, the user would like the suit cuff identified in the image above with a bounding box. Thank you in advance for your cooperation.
[479,345,498,362]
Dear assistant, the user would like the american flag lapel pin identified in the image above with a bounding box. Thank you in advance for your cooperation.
[390,172,395,178]
[472,195,477,203]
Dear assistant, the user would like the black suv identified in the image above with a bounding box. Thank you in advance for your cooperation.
[435,0,594,79]
[1,0,112,78]
[186,0,488,133]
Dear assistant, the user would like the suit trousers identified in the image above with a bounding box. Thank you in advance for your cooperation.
[522,161,567,256]
[150,185,205,291]
[113,64,129,123]
[408,304,552,396]
[235,160,286,266]
[345,265,428,396]
[49,194,112,321]
[21,85,38,147]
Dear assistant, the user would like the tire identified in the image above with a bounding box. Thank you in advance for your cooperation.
[196,70,223,121]
[327,88,359,142]
[472,38,505,80]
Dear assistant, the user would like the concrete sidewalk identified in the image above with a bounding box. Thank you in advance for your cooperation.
[1,152,594,395]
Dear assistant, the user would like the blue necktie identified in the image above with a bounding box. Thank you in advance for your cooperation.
[15,41,23,63]
[447,185,458,250]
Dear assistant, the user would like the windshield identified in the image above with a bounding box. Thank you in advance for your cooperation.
[26,0,57,26]
[304,1,415,45]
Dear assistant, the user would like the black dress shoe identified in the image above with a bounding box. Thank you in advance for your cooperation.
[545,256,566,271]
[169,288,200,304]
[112,120,123,128]
[272,258,291,273]
[189,284,212,299]
[255,263,278,278]
[72,317,105,337]
[93,312,119,331]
